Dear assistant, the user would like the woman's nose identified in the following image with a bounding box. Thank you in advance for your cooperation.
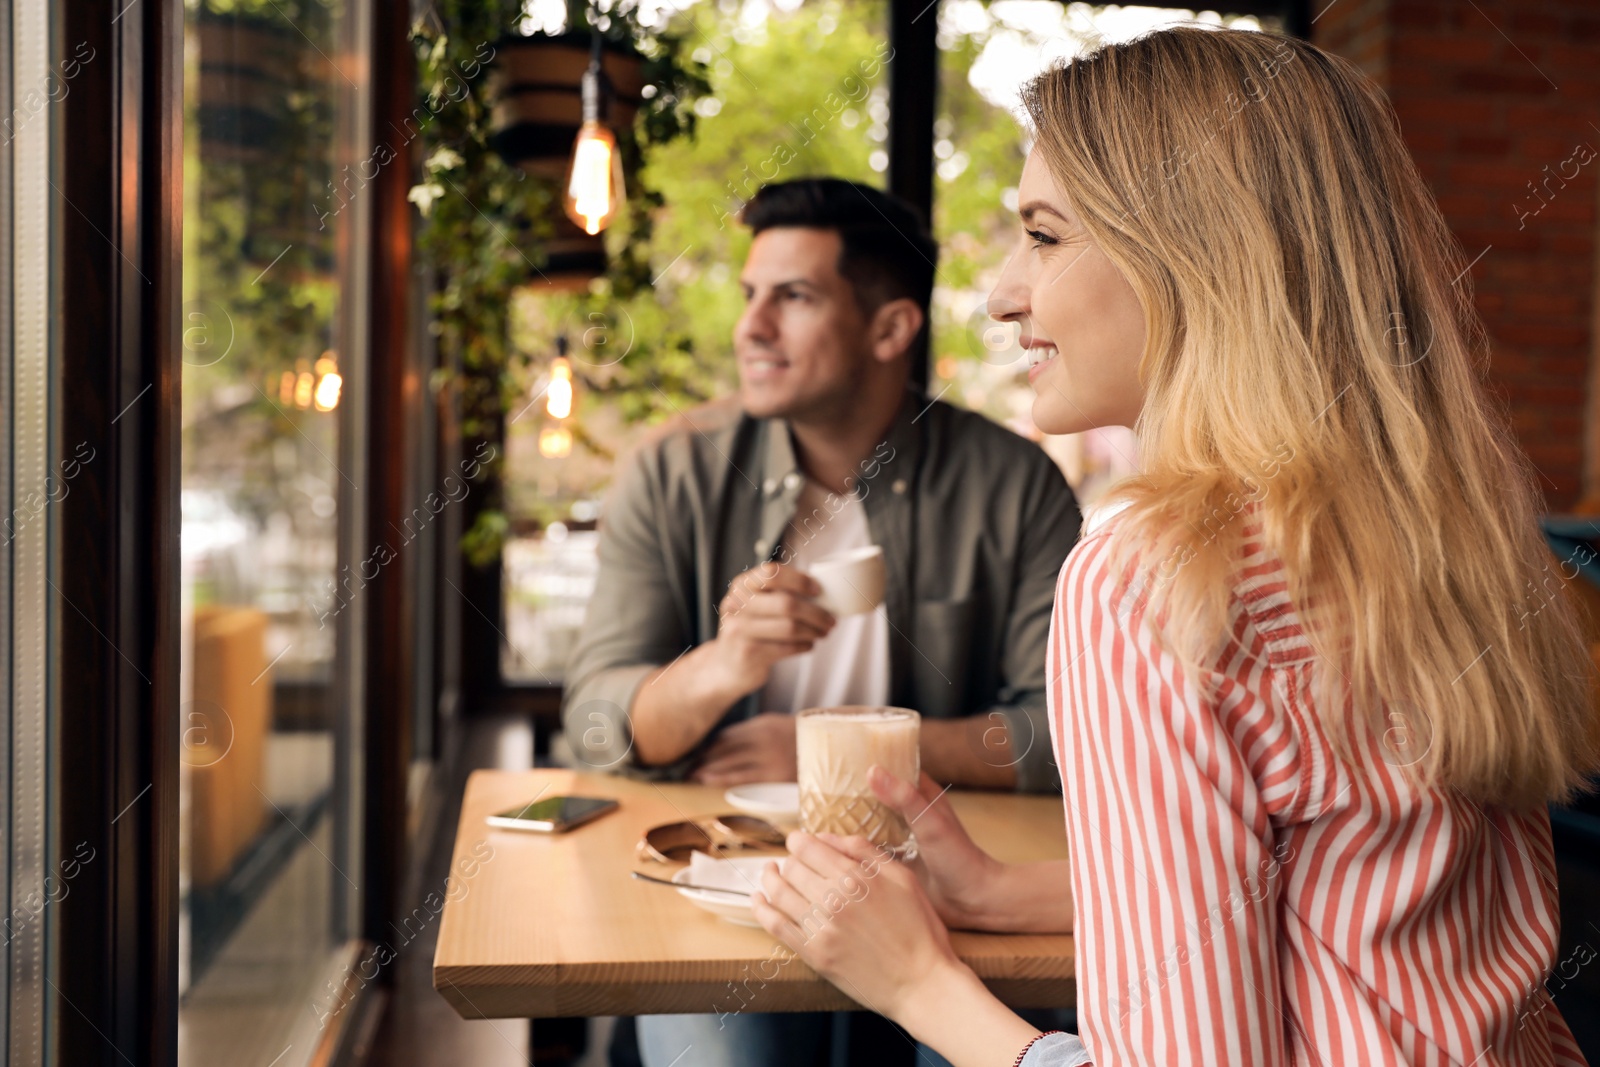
[987,249,1030,325]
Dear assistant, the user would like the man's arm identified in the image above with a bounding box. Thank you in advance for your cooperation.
[628,644,750,767]
[918,457,1078,792]
[920,716,1024,789]
[632,562,832,766]
[564,442,837,771]
[982,455,1082,793]
[562,448,701,772]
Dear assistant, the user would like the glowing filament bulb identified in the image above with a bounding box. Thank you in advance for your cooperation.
[314,371,342,412]
[311,351,341,411]
[539,427,573,458]
[547,357,573,420]
[563,121,623,236]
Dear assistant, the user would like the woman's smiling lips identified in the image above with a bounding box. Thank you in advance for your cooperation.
[1025,343,1059,385]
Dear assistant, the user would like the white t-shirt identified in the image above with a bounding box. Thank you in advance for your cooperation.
[759,477,891,713]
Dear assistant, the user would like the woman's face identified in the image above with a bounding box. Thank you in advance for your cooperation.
[990,150,1147,435]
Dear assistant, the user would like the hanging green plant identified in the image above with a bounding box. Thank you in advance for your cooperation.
[409,0,708,567]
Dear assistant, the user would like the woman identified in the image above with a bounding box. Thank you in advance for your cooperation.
[752,26,1600,1067]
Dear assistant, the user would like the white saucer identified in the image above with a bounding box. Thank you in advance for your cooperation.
[672,857,771,927]
[724,782,800,818]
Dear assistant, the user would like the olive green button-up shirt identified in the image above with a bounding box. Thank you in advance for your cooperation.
[561,390,1081,793]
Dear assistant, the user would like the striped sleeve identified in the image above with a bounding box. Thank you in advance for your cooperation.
[1052,532,1295,1066]
[1019,1032,1093,1066]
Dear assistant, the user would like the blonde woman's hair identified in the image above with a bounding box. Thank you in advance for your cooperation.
[1022,26,1600,808]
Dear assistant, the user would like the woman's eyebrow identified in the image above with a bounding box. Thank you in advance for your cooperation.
[1019,200,1072,225]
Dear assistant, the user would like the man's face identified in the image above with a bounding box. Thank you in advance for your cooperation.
[735,227,874,422]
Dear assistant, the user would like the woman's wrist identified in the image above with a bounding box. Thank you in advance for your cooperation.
[966,860,1073,934]
[887,955,976,1031]
[946,851,1007,930]
[893,959,1042,1066]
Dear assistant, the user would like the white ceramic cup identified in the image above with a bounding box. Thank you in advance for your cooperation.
[806,545,886,617]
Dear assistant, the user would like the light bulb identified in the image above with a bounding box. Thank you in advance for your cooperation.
[314,371,342,412]
[539,426,573,458]
[563,121,624,236]
[547,357,573,419]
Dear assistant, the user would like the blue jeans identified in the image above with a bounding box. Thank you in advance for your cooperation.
[636,1011,829,1067]
[635,1008,1076,1066]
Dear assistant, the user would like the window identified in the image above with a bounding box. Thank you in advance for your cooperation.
[178,1,369,1061]
[502,0,890,680]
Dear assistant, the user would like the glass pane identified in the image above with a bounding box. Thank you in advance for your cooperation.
[931,2,1270,507]
[178,0,359,1061]
[502,0,889,680]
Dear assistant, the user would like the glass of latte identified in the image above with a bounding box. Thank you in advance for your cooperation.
[795,706,920,857]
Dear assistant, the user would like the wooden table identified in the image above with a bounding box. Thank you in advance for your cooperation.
[433,769,1075,1019]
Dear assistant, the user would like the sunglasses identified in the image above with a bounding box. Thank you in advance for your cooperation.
[636,814,786,864]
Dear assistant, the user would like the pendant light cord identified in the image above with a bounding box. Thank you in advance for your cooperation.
[581,28,605,125]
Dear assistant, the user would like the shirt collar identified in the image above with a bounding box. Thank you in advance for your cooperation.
[759,387,924,502]
[761,414,803,501]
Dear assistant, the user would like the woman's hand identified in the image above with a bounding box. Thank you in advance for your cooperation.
[751,830,969,1023]
[868,766,1075,935]
[752,830,1047,1066]
[865,767,1003,930]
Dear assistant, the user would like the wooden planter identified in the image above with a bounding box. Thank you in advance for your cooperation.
[490,34,646,288]
[195,14,304,159]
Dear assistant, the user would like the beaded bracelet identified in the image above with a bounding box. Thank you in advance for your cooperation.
[1012,1030,1066,1066]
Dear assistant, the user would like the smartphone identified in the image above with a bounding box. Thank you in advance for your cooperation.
[486,795,619,833]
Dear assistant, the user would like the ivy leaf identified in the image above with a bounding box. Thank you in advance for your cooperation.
[408,181,446,216]
[425,146,464,173]
[461,509,509,569]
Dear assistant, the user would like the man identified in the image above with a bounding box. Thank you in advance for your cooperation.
[563,178,1079,800]
[564,178,1080,1067]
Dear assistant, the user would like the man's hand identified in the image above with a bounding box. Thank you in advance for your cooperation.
[706,561,834,695]
[690,712,798,786]
[628,563,829,770]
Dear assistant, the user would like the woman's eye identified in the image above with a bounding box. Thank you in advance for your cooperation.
[1025,227,1058,248]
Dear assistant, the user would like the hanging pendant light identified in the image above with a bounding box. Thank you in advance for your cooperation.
[539,336,576,458]
[313,351,342,412]
[546,355,573,420]
[562,30,625,236]
[538,425,574,458]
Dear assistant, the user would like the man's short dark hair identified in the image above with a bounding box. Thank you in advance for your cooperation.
[740,178,938,316]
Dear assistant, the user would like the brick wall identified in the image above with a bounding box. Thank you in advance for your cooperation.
[1314,0,1600,509]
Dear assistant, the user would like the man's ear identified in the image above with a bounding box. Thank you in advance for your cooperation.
[867,298,924,364]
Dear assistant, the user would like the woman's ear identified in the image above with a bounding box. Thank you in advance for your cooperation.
[868,298,924,364]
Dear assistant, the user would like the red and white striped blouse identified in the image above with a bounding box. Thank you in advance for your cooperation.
[1044,515,1588,1066]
